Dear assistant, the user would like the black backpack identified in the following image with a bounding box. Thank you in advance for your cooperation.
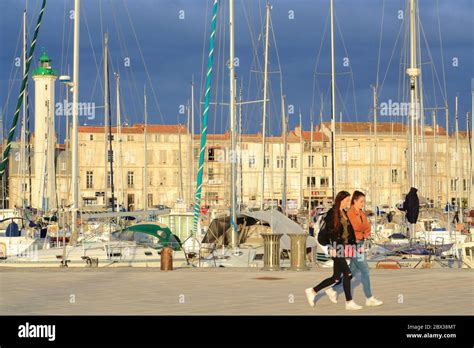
[317,213,331,246]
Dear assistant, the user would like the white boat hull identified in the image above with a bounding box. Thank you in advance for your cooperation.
[0,241,189,268]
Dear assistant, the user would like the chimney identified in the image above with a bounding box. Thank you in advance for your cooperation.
[294,125,301,137]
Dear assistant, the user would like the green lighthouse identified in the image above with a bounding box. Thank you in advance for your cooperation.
[32,51,57,76]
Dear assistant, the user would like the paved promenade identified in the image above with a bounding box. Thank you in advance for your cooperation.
[1,268,472,315]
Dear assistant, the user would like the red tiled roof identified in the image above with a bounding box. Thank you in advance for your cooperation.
[321,121,447,135]
[194,129,328,142]
[458,131,472,138]
[300,131,329,142]
[79,124,187,134]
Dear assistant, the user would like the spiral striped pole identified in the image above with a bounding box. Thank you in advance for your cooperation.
[192,0,219,235]
[0,0,47,176]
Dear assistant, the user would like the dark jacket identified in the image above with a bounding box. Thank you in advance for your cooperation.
[401,187,419,224]
[323,208,356,246]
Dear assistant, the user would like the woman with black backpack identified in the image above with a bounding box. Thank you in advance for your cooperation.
[305,191,362,310]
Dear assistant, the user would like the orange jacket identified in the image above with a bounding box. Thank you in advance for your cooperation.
[347,206,371,241]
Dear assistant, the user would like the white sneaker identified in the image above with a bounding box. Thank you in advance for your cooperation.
[345,300,363,310]
[366,296,383,307]
[325,287,338,304]
[305,288,316,307]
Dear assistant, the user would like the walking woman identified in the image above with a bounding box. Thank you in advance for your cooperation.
[305,191,362,310]
[325,191,383,307]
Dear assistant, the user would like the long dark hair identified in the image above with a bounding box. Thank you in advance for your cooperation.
[333,191,351,231]
[351,190,366,206]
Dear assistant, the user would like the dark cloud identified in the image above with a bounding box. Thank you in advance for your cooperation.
[0,0,472,140]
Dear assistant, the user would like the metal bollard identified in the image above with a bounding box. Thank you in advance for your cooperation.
[91,258,99,268]
[288,233,308,271]
[261,233,283,271]
[160,247,173,271]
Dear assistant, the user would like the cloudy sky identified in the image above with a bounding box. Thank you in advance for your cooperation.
[0,0,472,139]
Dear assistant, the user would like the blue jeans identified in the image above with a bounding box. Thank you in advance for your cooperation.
[333,241,372,298]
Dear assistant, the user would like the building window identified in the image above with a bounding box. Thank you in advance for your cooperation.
[352,148,360,161]
[45,84,48,91]
[83,198,96,206]
[391,146,398,164]
[391,169,398,183]
[127,171,134,188]
[249,155,256,168]
[322,155,328,168]
[208,148,216,161]
[338,170,347,184]
[159,150,167,164]
[306,176,316,187]
[276,156,283,169]
[206,192,219,203]
[90,134,94,141]
[450,179,457,192]
[290,157,297,168]
[107,172,111,188]
[264,156,270,168]
[308,155,314,167]
[107,134,114,141]
[365,148,371,164]
[127,135,134,141]
[208,168,215,181]
[352,169,359,186]
[340,149,348,163]
[107,150,114,163]
[86,171,93,189]
[147,194,153,207]
[463,179,468,192]
[378,146,385,161]
[320,177,329,187]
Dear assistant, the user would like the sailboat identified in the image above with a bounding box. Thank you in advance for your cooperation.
[0,5,49,258]
[365,0,471,268]
[192,1,318,268]
[0,0,190,268]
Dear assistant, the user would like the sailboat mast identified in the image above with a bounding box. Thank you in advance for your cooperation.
[406,0,420,239]
[299,110,303,209]
[103,33,109,209]
[239,85,243,208]
[192,0,219,236]
[445,106,451,221]
[260,2,270,209]
[432,110,437,206]
[455,96,462,223]
[71,0,80,240]
[178,119,183,202]
[281,95,287,215]
[330,0,336,202]
[191,78,195,206]
[372,85,378,210]
[115,73,124,210]
[308,112,313,220]
[466,111,470,210]
[407,0,419,190]
[471,79,474,209]
[20,9,27,208]
[143,86,148,210]
[229,0,237,248]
